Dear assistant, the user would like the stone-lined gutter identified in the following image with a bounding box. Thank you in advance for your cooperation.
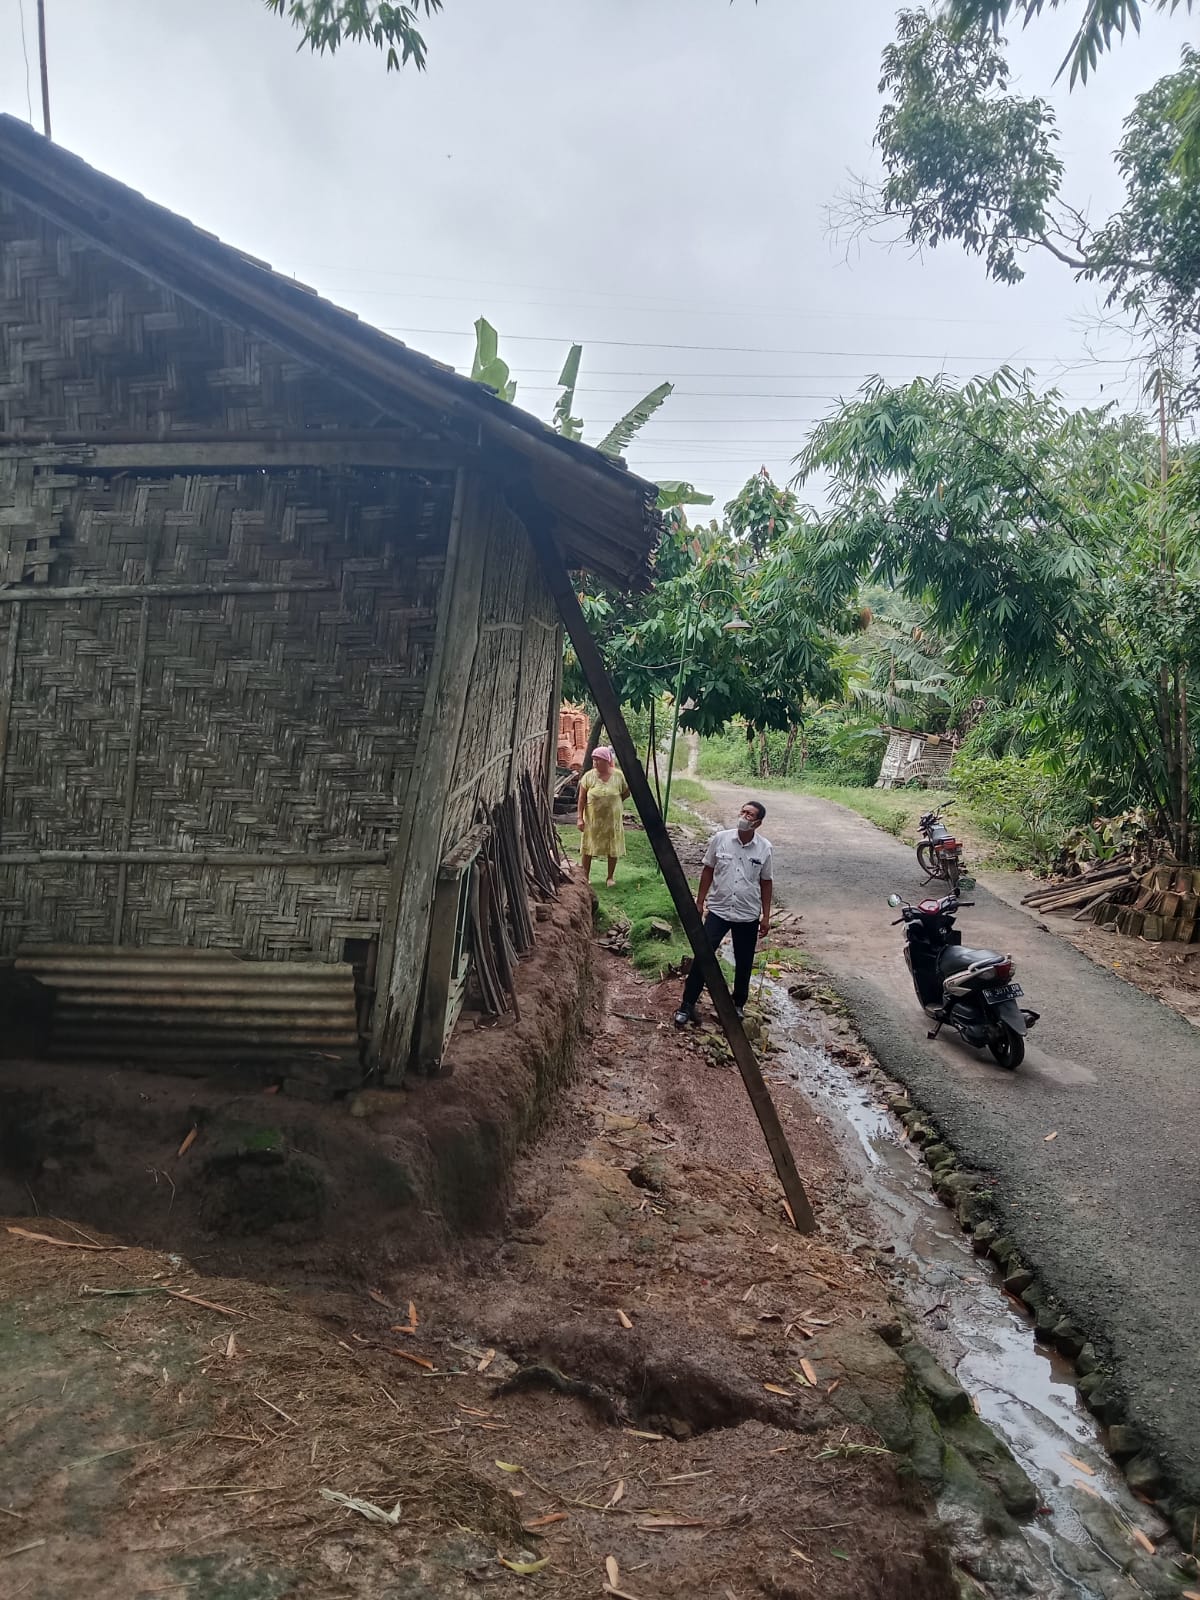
[883,1088,1197,1570]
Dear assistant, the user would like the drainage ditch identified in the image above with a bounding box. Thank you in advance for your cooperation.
[764,982,1181,1600]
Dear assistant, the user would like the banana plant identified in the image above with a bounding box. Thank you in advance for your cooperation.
[466,320,713,512]
[469,317,516,403]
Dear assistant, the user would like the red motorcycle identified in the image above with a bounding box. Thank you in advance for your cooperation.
[916,805,968,894]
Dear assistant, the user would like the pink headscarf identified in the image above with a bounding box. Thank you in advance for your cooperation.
[592,746,614,765]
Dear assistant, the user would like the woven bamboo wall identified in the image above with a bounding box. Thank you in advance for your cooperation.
[0,194,385,437]
[0,466,454,955]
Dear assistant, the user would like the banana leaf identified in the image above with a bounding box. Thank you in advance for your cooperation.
[596,382,673,459]
[552,343,584,440]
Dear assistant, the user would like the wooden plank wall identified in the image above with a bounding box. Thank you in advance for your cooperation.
[374,486,562,1079]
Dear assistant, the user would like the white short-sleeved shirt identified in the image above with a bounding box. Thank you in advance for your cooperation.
[702,828,773,923]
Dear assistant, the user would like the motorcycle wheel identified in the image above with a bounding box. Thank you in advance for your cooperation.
[944,854,962,893]
[987,1024,1024,1070]
[916,842,944,880]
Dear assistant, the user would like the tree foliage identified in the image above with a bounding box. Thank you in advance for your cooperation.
[265,0,442,72]
[848,8,1200,346]
[794,372,1200,856]
[564,477,855,745]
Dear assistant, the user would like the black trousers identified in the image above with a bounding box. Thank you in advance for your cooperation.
[681,912,759,1010]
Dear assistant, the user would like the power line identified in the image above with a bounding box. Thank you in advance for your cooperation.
[382,323,1134,365]
[286,261,1122,335]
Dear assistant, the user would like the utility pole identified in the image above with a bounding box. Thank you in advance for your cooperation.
[37,0,51,139]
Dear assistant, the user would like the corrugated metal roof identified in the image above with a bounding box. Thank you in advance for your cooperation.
[0,116,660,591]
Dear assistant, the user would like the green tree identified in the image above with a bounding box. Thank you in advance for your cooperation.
[944,1,1199,171]
[842,9,1200,344]
[563,478,856,781]
[794,371,1200,857]
[266,1,442,71]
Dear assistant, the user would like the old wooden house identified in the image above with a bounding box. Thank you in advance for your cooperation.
[0,117,658,1085]
[875,726,957,789]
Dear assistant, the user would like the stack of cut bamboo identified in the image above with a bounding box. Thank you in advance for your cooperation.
[1022,856,1200,943]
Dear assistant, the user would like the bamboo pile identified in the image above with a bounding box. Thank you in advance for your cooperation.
[1022,857,1200,943]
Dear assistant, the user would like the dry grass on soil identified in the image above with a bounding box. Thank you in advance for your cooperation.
[0,953,957,1600]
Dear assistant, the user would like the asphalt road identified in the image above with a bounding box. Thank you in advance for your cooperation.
[705,781,1200,1512]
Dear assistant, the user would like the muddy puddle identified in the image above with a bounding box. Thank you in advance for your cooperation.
[765,984,1172,1600]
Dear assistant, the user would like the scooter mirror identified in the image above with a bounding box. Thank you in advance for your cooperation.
[887,893,903,908]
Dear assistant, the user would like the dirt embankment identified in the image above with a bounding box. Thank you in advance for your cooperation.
[0,879,594,1285]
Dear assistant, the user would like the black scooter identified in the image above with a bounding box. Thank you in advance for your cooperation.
[888,892,1039,1069]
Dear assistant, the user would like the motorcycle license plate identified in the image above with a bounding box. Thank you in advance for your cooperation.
[983,983,1024,1003]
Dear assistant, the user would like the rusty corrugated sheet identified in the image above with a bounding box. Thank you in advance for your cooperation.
[14,945,360,1070]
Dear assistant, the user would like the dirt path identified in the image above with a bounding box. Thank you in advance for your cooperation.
[704,780,1200,1520]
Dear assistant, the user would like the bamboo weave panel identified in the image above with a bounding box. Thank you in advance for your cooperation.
[0,194,385,438]
[0,468,453,957]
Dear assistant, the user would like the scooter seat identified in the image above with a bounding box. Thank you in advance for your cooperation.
[938,943,1004,976]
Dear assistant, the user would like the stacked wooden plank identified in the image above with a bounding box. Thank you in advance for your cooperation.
[1022,856,1200,943]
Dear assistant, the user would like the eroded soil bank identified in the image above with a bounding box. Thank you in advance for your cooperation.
[0,880,594,1283]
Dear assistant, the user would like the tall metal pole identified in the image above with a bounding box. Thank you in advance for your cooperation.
[36,0,51,138]
[662,596,696,823]
[520,493,816,1233]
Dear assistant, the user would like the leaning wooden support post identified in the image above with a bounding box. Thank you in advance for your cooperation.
[520,494,816,1233]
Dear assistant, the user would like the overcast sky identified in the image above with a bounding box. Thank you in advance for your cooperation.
[2,0,1194,510]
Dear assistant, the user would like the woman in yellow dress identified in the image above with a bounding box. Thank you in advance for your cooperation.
[577,746,630,887]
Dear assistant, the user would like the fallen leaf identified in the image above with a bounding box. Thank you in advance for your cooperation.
[177,1125,198,1158]
[1044,1131,1058,1142]
[495,1461,523,1473]
[224,1333,237,1360]
[741,1285,756,1303]
[1131,1528,1156,1556]
[605,1555,620,1586]
[606,1479,625,1508]
[6,1226,125,1252]
[764,1382,793,1398]
[319,1488,401,1525]
[408,1300,418,1328]
[826,1379,841,1395]
[799,1359,818,1387]
[523,1512,568,1530]
[477,1348,497,1373]
[367,1289,393,1310]
[1062,1453,1095,1476]
[781,1200,796,1228]
[789,1548,815,1564]
[623,1429,664,1441]
[603,1586,642,1600]
[616,1309,633,1330]
[1179,1589,1200,1599]
[391,1322,418,1336]
[758,1312,782,1323]
[498,1557,548,1574]
[637,1515,707,1530]
[1075,1479,1103,1500]
[388,1349,434,1370]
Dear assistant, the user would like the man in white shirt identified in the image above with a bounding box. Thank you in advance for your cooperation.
[674,800,773,1026]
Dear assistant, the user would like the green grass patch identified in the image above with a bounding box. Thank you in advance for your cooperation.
[782,780,953,843]
[559,823,693,979]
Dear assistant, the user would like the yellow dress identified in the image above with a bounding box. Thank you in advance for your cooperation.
[580,768,630,858]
